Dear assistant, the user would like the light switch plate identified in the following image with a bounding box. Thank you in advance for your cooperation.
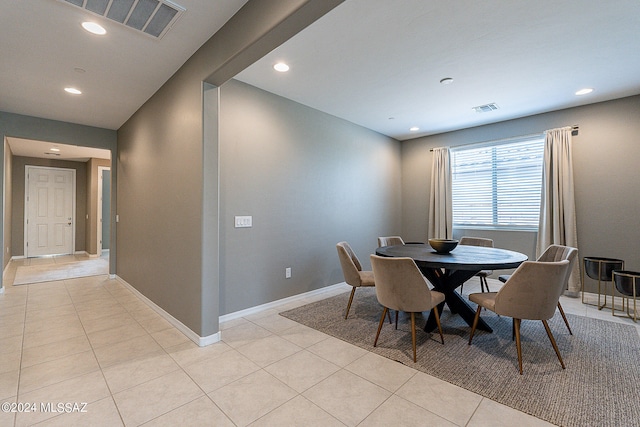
[235,216,252,228]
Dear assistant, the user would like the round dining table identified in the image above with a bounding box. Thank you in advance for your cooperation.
[375,243,528,333]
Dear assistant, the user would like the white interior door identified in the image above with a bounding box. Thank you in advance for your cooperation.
[25,166,75,257]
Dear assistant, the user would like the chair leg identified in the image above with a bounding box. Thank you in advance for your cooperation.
[542,320,566,370]
[395,310,399,329]
[410,312,417,362]
[481,276,490,293]
[345,287,356,319]
[557,302,572,335]
[374,307,388,347]
[388,309,392,324]
[433,307,444,344]
[468,306,482,345]
[514,318,523,375]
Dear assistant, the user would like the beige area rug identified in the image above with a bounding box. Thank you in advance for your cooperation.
[280,287,640,427]
[13,258,109,285]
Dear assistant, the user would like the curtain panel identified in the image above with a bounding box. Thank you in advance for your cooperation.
[429,147,453,239]
[537,127,580,295]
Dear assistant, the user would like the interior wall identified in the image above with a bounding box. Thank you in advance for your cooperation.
[11,156,88,256]
[401,95,640,293]
[3,139,12,273]
[219,79,402,315]
[116,0,345,338]
[86,158,111,255]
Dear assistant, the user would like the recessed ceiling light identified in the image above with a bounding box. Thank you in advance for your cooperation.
[64,87,82,95]
[273,62,290,72]
[575,88,593,96]
[409,126,420,132]
[440,77,454,85]
[50,147,61,152]
[82,21,106,35]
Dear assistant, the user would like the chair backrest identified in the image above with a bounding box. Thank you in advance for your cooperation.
[537,244,578,290]
[494,259,571,320]
[337,242,363,287]
[459,236,493,248]
[370,255,433,312]
[377,236,405,247]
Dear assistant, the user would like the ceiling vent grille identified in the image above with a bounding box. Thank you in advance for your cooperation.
[60,0,185,39]
[472,103,499,113]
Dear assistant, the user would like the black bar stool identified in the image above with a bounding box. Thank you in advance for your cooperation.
[612,270,639,322]
[581,257,624,310]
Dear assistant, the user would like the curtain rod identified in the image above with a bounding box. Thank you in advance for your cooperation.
[429,125,579,152]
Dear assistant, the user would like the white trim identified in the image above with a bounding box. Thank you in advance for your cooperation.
[11,255,26,260]
[115,275,221,347]
[115,275,348,347]
[219,282,348,323]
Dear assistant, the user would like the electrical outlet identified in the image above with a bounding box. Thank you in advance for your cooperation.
[285,267,292,279]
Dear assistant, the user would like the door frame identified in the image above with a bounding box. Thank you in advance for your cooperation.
[24,165,76,258]
[97,166,110,257]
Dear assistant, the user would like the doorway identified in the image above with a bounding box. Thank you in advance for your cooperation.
[98,166,111,256]
[24,166,75,257]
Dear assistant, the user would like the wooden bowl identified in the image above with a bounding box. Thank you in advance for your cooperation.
[428,239,459,254]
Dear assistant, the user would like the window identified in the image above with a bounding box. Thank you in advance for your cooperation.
[451,135,544,230]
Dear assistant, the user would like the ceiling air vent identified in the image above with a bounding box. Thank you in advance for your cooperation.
[60,0,185,39]
[472,103,499,113]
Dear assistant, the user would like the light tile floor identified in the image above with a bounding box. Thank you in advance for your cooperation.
[1,262,638,426]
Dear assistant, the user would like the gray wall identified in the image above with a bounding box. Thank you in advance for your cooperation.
[116,0,344,337]
[0,111,117,285]
[401,95,640,292]
[11,156,88,255]
[218,79,401,315]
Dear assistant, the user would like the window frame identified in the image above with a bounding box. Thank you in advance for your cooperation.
[450,134,545,232]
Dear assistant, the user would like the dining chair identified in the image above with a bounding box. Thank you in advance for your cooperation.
[459,236,494,293]
[377,236,405,247]
[468,258,572,374]
[370,254,445,362]
[497,244,578,334]
[336,241,377,319]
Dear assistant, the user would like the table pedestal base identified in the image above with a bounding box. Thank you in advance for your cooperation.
[418,266,493,333]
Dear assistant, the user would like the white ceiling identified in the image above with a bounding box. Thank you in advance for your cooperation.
[235,0,640,140]
[7,137,111,162]
[0,0,248,130]
[1,0,639,142]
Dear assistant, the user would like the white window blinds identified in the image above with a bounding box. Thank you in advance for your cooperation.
[451,135,544,230]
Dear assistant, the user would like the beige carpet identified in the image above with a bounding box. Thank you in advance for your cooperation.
[280,287,640,427]
[13,258,109,285]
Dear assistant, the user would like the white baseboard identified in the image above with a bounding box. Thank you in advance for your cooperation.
[219,282,348,323]
[113,276,347,347]
[10,255,26,260]
[115,275,221,347]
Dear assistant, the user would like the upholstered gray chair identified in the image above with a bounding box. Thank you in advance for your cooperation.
[337,241,377,319]
[468,258,572,374]
[498,245,578,334]
[370,254,445,362]
[377,236,405,247]
[459,236,494,293]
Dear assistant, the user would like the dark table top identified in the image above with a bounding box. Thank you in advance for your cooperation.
[375,243,528,270]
